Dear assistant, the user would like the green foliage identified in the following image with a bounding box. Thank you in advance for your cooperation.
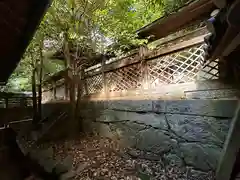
[7,0,192,91]
[94,0,164,51]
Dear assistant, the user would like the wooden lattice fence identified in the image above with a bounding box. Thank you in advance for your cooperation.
[83,40,219,95]
[42,32,221,99]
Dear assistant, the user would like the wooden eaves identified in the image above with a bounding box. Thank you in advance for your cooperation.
[137,0,216,42]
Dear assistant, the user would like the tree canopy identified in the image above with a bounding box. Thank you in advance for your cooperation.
[5,0,190,92]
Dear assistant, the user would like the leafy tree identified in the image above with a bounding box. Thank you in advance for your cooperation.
[9,0,192,92]
[4,0,193,131]
[7,0,192,101]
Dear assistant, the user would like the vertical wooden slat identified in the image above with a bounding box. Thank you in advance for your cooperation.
[216,101,240,180]
[140,46,149,90]
[102,58,107,94]
[142,60,149,89]
[83,70,89,95]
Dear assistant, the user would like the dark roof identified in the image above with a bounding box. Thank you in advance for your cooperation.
[0,0,51,84]
[137,0,215,42]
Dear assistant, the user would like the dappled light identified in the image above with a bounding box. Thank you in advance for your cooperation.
[2,0,240,180]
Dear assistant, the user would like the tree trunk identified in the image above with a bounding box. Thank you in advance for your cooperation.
[37,42,44,122]
[75,69,84,132]
[37,61,43,122]
[63,32,78,135]
[32,70,38,126]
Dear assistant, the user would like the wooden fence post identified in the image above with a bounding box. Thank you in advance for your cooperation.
[102,57,108,94]
[139,46,149,90]
[82,70,89,95]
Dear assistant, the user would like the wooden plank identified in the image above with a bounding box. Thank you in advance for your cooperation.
[223,32,240,57]
[154,27,209,49]
[145,34,206,60]
[83,80,236,100]
[216,101,240,180]
[210,26,239,61]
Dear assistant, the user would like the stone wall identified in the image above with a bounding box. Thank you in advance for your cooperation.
[80,99,236,172]
[79,80,239,173]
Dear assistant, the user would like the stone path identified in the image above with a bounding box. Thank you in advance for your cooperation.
[23,135,215,180]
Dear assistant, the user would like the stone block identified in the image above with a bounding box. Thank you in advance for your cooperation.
[108,100,152,112]
[164,153,184,167]
[166,114,230,146]
[93,100,108,110]
[96,123,114,139]
[185,89,239,99]
[126,113,168,129]
[109,122,144,147]
[100,110,169,130]
[95,110,116,122]
[179,143,221,171]
[136,129,177,154]
[166,100,237,117]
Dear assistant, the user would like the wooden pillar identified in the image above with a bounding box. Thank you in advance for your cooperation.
[216,101,240,180]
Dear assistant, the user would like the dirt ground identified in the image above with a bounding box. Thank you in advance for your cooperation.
[25,134,214,180]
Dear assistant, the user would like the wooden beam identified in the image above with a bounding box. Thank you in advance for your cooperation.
[210,26,239,60]
[137,0,214,41]
[145,34,207,60]
[223,32,240,57]
[153,26,208,48]
[216,101,240,180]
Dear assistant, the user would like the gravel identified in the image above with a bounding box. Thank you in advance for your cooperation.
[22,134,215,180]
